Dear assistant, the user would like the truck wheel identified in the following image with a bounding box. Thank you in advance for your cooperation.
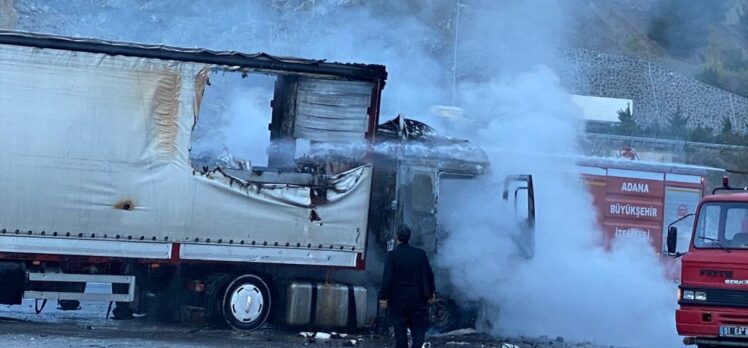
[429,297,460,332]
[221,274,271,331]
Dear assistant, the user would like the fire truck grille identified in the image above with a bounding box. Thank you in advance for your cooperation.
[680,287,748,308]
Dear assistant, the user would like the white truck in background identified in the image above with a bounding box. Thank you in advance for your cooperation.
[0,31,534,331]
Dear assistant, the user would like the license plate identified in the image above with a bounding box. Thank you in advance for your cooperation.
[720,325,748,337]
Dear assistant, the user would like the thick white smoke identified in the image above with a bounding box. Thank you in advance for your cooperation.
[190,73,276,166]
[433,1,679,346]
[437,67,679,347]
[14,0,680,346]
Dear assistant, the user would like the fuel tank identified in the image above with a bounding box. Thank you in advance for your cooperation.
[284,281,368,329]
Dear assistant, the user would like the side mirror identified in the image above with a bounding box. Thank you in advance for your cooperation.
[666,226,678,255]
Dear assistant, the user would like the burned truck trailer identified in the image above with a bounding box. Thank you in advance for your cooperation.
[0,31,520,331]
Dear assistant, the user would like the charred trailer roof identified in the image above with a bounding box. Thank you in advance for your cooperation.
[375,117,490,177]
[0,30,388,83]
[0,30,390,162]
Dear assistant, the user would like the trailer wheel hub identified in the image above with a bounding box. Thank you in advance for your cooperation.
[228,284,264,322]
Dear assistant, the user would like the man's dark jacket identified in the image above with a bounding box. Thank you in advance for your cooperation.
[378,242,435,303]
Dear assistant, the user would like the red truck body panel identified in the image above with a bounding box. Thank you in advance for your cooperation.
[580,161,710,280]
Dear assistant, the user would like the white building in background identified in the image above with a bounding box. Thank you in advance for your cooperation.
[571,94,633,124]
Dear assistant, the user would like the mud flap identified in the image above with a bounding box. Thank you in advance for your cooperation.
[0,262,25,305]
[346,283,357,331]
[502,175,535,258]
[204,273,235,324]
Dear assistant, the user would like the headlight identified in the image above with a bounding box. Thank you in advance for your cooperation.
[683,290,695,300]
[695,291,707,301]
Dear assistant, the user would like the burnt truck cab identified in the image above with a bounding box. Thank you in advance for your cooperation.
[371,116,534,257]
[368,116,535,330]
[667,178,748,347]
[372,116,488,252]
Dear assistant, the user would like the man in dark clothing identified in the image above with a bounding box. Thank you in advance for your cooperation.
[379,225,436,348]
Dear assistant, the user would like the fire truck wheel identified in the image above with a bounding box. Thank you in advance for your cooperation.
[221,274,271,331]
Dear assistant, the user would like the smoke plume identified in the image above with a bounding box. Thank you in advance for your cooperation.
[434,1,679,346]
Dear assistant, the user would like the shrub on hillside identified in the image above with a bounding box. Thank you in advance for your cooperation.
[647,0,729,58]
[739,4,748,40]
[722,48,748,71]
[689,126,715,143]
[695,65,722,86]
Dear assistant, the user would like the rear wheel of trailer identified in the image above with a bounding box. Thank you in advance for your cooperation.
[220,274,272,331]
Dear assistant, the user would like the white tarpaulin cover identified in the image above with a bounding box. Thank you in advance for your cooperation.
[0,44,371,264]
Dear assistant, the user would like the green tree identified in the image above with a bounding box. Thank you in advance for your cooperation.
[695,65,722,86]
[738,73,748,97]
[722,48,748,71]
[716,117,748,146]
[722,116,734,134]
[616,104,637,136]
[739,5,748,40]
[642,119,664,138]
[688,126,715,143]
[665,106,690,140]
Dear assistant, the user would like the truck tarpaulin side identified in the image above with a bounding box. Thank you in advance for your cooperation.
[0,42,370,267]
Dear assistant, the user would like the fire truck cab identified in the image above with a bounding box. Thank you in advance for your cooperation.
[668,178,748,347]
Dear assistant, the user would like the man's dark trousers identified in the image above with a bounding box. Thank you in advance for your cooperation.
[390,297,428,348]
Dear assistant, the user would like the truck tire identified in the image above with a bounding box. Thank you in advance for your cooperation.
[220,274,271,331]
[429,297,460,332]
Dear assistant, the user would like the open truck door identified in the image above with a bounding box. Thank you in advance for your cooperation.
[502,175,535,258]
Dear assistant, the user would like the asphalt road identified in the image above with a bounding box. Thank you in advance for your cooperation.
[0,299,619,348]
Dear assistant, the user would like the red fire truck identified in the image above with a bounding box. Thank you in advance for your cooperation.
[667,178,748,347]
[578,157,723,278]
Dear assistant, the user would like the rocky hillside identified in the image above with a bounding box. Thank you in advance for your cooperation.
[568,0,748,97]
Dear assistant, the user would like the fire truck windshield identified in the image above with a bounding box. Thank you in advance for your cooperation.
[694,203,748,249]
